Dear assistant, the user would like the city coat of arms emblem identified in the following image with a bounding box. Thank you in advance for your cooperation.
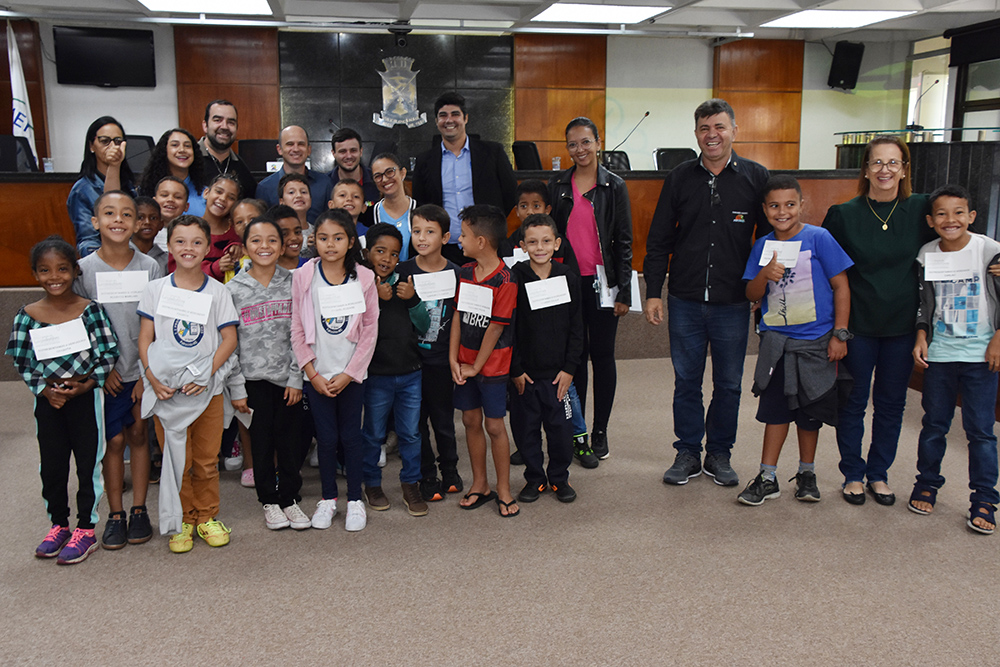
[373,56,427,129]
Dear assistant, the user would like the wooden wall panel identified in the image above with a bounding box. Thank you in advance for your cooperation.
[722,92,802,144]
[0,179,75,286]
[731,143,799,170]
[0,20,50,162]
[174,27,280,142]
[515,89,606,142]
[714,39,804,93]
[514,34,606,89]
[799,178,858,227]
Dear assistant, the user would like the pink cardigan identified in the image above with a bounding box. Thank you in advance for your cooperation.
[290,258,379,383]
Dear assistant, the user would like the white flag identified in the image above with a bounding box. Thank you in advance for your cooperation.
[7,21,37,161]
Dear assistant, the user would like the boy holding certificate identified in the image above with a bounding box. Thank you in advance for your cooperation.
[449,205,519,517]
[509,214,583,503]
[397,204,463,502]
[137,215,246,553]
[75,191,163,549]
[911,184,1000,535]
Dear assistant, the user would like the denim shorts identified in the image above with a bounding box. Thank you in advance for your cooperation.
[454,375,508,419]
[104,380,138,440]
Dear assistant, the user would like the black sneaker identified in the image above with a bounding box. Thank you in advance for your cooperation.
[510,449,524,466]
[791,471,821,502]
[552,482,577,503]
[738,473,781,506]
[101,511,127,550]
[662,451,702,485]
[420,477,444,502]
[441,469,464,494]
[127,506,153,544]
[574,435,599,469]
[591,430,610,460]
[703,453,740,486]
[517,482,545,503]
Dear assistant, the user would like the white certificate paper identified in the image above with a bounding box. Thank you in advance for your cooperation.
[96,271,148,304]
[235,407,254,429]
[596,266,643,312]
[156,285,213,325]
[525,275,571,310]
[456,282,493,317]
[318,282,366,318]
[924,250,974,282]
[29,318,90,361]
[759,240,802,268]
[503,248,529,268]
[413,271,457,301]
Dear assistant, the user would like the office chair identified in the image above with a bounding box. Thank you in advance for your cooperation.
[512,141,543,170]
[653,148,697,171]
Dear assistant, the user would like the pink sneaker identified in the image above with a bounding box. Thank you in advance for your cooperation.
[56,528,98,565]
[241,469,255,488]
[35,525,71,558]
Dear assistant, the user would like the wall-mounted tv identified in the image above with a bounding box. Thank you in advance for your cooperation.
[53,26,156,88]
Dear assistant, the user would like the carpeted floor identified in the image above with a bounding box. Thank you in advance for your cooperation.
[1,357,998,665]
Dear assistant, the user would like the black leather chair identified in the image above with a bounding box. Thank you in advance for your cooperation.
[235,139,279,173]
[653,147,697,171]
[124,135,154,178]
[512,141,543,170]
[0,135,37,171]
[601,150,630,172]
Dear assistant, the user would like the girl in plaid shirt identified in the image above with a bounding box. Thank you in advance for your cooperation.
[6,236,119,565]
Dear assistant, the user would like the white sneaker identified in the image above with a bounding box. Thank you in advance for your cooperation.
[311,498,337,529]
[378,444,387,468]
[308,443,319,468]
[240,469,255,488]
[283,502,312,530]
[263,503,290,530]
[345,500,367,532]
[224,441,243,471]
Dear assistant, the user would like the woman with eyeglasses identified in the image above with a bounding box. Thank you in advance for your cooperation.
[823,135,933,506]
[138,128,207,219]
[67,116,136,257]
[547,117,633,462]
[370,153,416,260]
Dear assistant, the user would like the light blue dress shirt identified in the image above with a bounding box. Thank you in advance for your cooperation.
[441,136,473,241]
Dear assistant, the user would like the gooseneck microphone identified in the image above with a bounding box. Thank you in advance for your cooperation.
[609,111,650,153]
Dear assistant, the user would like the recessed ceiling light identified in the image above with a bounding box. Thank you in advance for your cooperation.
[531,3,670,24]
[138,0,272,15]
[761,10,916,29]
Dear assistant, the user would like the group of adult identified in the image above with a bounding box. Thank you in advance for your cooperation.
[66,92,929,503]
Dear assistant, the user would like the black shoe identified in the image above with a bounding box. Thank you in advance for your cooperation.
[591,430,610,460]
[703,453,740,486]
[419,477,444,502]
[791,471,821,502]
[517,482,545,503]
[510,449,524,466]
[738,473,780,506]
[126,506,153,544]
[101,511,127,550]
[866,482,896,506]
[573,435,599,469]
[842,485,866,505]
[663,451,702,485]
[441,469,464,494]
[552,482,577,503]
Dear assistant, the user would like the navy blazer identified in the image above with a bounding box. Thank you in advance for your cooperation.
[411,136,518,216]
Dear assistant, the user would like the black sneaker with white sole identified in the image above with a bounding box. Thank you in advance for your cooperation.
[662,451,702,485]
[591,430,610,460]
[738,473,780,506]
[703,453,740,486]
[791,471,821,502]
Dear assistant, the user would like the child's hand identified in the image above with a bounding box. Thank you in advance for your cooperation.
[284,386,302,406]
[989,262,1000,277]
[553,371,573,401]
[395,275,416,300]
[218,246,239,272]
[459,363,478,381]
[913,336,929,369]
[104,368,123,397]
[181,382,207,397]
[231,397,251,414]
[41,385,68,409]
[376,276,393,301]
[450,359,464,385]
[828,338,847,362]
[512,372,532,395]
[328,373,352,396]
[147,372,175,401]
[59,377,95,399]
[309,372,335,398]
[131,380,144,403]
[987,334,1000,372]
[762,251,787,283]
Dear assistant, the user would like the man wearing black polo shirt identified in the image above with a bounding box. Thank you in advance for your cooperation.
[198,99,257,198]
[643,99,770,488]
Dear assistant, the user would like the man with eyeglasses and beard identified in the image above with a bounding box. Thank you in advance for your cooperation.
[198,99,257,198]
[643,98,770,490]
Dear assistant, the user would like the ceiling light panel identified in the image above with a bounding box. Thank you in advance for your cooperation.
[761,10,917,29]
[531,3,671,24]
[138,0,272,14]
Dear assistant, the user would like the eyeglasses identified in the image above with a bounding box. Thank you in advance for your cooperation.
[372,167,397,182]
[96,136,125,146]
[566,139,596,151]
[709,175,721,207]
[867,159,905,172]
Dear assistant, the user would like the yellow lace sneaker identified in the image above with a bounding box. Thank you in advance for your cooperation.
[197,519,231,547]
[168,523,194,553]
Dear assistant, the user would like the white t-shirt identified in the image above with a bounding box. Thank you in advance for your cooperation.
[308,267,360,381]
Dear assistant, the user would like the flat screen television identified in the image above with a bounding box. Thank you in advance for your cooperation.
[53,26,156,88]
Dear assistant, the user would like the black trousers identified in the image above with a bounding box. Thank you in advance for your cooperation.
[246,380,305,507]
[575,279,620,432]
[510,378,573,486]
[35,388,104,529]
[419,363,459,478]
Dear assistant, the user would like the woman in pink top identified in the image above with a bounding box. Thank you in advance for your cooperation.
[547,117,633,462]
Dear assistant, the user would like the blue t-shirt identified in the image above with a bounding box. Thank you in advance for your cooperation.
[743,224,853,340]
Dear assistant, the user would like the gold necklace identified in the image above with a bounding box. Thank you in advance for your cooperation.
[867,196,899,231]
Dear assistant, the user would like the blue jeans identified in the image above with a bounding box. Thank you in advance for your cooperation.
[362,370,422,486]
[837,332,914,485]
[916,361,999,505]
[305,381,364,502]
[668,295,750,456]
[567,383,586,437]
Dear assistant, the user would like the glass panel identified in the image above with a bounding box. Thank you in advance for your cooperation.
[960,109,1000,142]
[966,58,1000,102]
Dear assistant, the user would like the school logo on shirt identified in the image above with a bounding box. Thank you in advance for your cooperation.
[172,319,204,348]
[321,315,349,336]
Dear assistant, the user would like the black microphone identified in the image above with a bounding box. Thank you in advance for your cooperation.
[906,80,940,131]
[914,79,940,106]
[609,111,649,153]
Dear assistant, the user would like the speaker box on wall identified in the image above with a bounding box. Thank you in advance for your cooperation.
[828,41,865,90]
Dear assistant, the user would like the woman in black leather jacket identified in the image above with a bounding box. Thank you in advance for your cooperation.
[547,117,633,461]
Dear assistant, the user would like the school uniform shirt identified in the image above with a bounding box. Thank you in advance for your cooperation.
[397,258,460,367]
[917,233,1000,363]
[454,261,517,379]
[509,260,583,380]
[226,266,302,390]
[743,225,853,340]
[75,250,164,383]
[146,244,169,275]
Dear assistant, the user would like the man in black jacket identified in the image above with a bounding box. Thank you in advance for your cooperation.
[411,92,517,265]
[198,99,257,198]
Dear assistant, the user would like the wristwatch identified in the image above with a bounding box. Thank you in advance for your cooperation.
[832,328,854,342]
